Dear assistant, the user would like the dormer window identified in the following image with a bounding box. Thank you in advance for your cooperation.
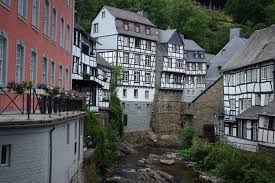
[135,24,140,33]
[146,26,150,35]
[124,21,129,31]
[200,53,204,59]
[102,11,105,18]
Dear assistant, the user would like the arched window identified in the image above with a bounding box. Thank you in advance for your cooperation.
[30,49,37,84]
[16,42,25,83]
[0,34,7,85]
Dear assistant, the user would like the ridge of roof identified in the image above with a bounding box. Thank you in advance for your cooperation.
[103,5,156,27]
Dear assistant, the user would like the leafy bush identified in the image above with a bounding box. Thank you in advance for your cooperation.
[177,149,194,160]
[180,123,194,149]
[190,137,209,163]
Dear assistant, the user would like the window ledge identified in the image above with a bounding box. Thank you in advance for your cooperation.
[43,34,50,41]
[17,14,28,24]
[32,25,40,32]
[51,40,57,46]
[0,2,11,11]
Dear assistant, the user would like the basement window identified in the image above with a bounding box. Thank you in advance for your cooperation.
[0,144,11,167]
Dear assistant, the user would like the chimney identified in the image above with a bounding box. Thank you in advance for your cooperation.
[137,10,148,18]
[230,28,242,40]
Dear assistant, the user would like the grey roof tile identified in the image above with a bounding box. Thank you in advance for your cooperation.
[97,55,112,68]
[222,25,275,72]
[158,29,177,43]
[206,36,247,87]
[180,34,204,51]
[104,5,155,27]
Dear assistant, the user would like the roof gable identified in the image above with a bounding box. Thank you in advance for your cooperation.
[182,36,204,51]
[104,5,155,27]
[222,25,275,72]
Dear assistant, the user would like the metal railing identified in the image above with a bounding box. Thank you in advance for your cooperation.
[0,87,84,119]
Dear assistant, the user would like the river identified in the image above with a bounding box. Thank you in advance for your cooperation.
[103,146,208,183]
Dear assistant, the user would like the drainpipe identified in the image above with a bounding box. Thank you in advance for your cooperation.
[49,124,55,183]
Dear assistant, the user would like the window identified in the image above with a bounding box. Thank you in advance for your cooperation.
[167,58,172,68]
[60,17,65,48]
[32,0,40,28]
[74,30,80,47]
[65,69,69,89]
[134,72,140,83]
[44,0,50,36]
[197,76,202,84]
[52,8,57,42]
[146,26,150,35]
[122,102,125,109]
[261,66,273,80]
[145,90,149,99]
[174,75,182,84]
[135,24,140,32]
[247,70,252,82]
[230,99,236,110]
[200,53,204,59]
[145,41,151,50]
[123,37,129,47]
[134,89,138,98]
[66,123,70,144]
[123,114,128,126]
[102,11,105,18]
[42,57,48,84]
[16,43,24,83]
[93,23,98,33]
[176,59,183,68]
[145,73,151,84]
[191,63,196,71]
[176,45,180,53]
[256,94,261,106]
[135,39,141,48]
[0,144,11,167]
[198,63,203,70]
[145,55,151,67]
[123,71,129,81]
[165,74,170,83]
[0,35,7,85]
[30,51,37,84]
[50,61,55,85]
[1,0,11,7]
[66,24,70,52]
[172,45,176,53]
[252,69,257,82]
[124,21,129,31]
[81,43,89,55]
[123,89,127,98]
[58,65,63,87]
[74,122,77,139]
[134,54,140,65]
[18,0,27,19]
[190,76,194,84]
[192,90,195,95]
[123,52,129,64]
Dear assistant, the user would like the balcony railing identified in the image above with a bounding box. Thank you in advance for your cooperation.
[0,86,85,119]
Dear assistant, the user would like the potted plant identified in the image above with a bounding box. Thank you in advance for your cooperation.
[7,81,26,95]
[82,72,91,80]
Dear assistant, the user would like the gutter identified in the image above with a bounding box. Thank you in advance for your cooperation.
[49,124,55,183]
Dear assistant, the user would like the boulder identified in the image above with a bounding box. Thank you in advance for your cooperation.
[159,159,175,165]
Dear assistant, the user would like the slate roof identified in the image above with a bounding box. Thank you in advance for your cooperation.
[186,53,215,63]
[206,36,247,87]
[236,106,265,120]
[104,5,155,27]
[222,25,275,72]
[158,29,177,43]
[259,100,275,117]
[97,55,112,68]
[180,34,204,51]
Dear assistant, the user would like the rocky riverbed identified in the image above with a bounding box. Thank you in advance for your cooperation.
[102,144,211,183]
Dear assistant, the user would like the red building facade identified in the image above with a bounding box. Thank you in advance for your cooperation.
[0,0,74,89]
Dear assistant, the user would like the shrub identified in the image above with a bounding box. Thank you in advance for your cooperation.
[190,137,209,163]
[180,123,194,149]
[177,149,194,160]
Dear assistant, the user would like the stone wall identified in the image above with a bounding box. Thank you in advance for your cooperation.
[151,89,183,134]
[183,78,223,137]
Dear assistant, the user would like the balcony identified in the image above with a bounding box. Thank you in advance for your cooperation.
[0,83,85,120]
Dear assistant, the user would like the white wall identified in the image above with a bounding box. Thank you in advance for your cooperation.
[117,87,155,102]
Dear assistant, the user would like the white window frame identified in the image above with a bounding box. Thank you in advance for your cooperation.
[145,41,151,50]
[60,17,65,48]
[134,54,140,65]
[18,0,28,19]
[50,61,55,85]
[145,55,151,67]
[123,71,129,82]
[123,37,129,47]
[134,71,140,83]
[93,23,98,33]
[30,49,37,84]
[145,72,151,84]
[52,8,57,42]
[44,0,50,37]
[58,65,63,87]
[0,33,7,85]
[32,0,40,29]
[123,52,129,64]
[66,24,70,52]
[16,42,25,83]
[42,56,48,84]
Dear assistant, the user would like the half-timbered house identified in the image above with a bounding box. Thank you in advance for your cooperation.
[181,36,214,102]
[72,24,102,112]
[221,25,275,152]
[91,6,157,131]
[156,29,185,90]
